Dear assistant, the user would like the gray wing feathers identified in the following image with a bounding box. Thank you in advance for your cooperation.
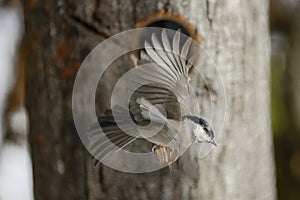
[129,84,180,122]
[136,97,167,124]
[135,29,199,116]
[88,106,139,164]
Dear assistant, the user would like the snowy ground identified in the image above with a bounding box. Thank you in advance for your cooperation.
[0,7,34,200]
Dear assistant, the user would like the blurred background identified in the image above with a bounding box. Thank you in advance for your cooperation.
[0,0,299,199]
[270,0,300,199]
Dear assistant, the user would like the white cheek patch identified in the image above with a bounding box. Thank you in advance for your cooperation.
[194,125,209,142]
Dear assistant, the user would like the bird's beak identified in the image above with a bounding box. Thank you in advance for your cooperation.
[210,139,217,147]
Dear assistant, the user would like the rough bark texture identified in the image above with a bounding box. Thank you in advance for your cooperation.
[25,0,276,200]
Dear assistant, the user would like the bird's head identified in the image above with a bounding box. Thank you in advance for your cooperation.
[182,115,217,146]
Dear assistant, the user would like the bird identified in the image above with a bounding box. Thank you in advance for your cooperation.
[88,29,217,168]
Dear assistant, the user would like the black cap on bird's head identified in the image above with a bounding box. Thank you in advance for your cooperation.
[182,115,217,146]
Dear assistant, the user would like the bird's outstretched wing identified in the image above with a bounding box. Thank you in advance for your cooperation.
[88,29,200,165]
[88,105,140,165]
[129,29,199,120]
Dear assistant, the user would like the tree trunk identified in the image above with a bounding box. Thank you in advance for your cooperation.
[24,0,276,199]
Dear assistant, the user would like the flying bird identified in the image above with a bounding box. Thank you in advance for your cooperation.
[89,29,216,168]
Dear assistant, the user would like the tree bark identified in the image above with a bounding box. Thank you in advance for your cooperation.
[25,0,276,199]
